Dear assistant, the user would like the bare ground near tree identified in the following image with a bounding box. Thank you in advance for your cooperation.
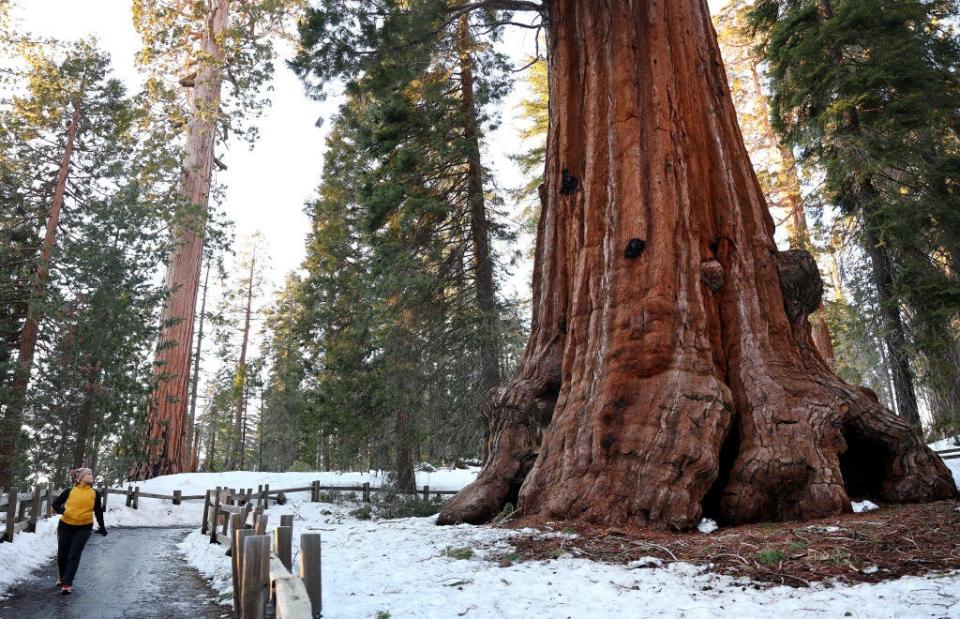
[485,500,960,588]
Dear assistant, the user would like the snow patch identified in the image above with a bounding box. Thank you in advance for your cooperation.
[697,518,719,534]
[0,518,59,599]
[851,500,879,513]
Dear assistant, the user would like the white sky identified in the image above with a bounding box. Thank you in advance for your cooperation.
[10,1,731,407]
[12,0,731,296]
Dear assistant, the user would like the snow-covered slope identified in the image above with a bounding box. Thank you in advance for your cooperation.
[2,459,959,617]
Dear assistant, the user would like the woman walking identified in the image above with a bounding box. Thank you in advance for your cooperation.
[51,467,108,594]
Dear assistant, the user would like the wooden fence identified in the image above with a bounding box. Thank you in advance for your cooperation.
[937,446,960,461]
[217,505,321,618]
[0,484,60,543]
[202,482,458,544]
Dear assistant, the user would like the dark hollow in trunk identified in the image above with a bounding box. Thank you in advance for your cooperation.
[439,0,957,530]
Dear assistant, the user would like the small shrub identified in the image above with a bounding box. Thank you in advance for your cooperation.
[377,495,443,520]
[755,549,785,565]
[375,612,391,619]
[350,505,373,520]
[288,460,314,472]
[788,541,807,552]
[493,502,515,524]
[443,546,474,560]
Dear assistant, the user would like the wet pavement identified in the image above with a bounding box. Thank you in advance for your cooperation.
[0,527,229,619]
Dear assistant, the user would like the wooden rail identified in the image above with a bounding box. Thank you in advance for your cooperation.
[1,484,60,543]
[227,508,321,618]
[936,446,960,460]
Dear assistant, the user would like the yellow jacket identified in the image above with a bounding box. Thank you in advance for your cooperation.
[53,485,105,528]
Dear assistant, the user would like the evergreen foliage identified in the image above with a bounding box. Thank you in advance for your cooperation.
[751,0,960,433]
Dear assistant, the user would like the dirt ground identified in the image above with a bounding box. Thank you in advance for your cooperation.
[492,500,960,588]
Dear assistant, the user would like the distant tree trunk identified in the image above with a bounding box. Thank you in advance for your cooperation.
[205,417,216,472]
[229,251,255,469]
[394,406,416,491]
[137,0,229,480]
[745,57,837,367]
[458,15,502,456]
[439,0,956,529]
[862,224,921,426]
[0,101,80,489]
[182,259,211,472]
[72,359,103,467]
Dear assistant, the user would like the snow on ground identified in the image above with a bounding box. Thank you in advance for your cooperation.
[177,498,960,619]
[3,451,960,615]
[0,518,58,598]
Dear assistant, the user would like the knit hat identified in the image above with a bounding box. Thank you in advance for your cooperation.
[72,467,92,484]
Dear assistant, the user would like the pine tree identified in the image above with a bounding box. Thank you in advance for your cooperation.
[751,0,960,430]
[0,39,172,487]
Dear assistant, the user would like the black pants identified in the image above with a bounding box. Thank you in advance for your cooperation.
[57,522,92,586]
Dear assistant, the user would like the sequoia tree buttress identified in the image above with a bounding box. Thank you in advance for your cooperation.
[438,0,956,530]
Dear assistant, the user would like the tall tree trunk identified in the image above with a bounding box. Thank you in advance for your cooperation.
[862,224,921,426]
[137,0,229,480]
[0,102,81,489]
[394,405,416,491]
[439,0,955,529]
[182,259,211,471]
[229,251,255,469]
[72,359,103,467]
[458,15,502,453]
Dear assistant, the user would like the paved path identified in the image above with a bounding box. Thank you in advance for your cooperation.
[0,527,228,619]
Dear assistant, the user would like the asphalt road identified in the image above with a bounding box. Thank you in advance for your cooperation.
[0,527,228,619]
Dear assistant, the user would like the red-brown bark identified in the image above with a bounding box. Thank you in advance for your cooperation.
[135,0,229,480]
[439,0,956,530]
[0,101,80,488]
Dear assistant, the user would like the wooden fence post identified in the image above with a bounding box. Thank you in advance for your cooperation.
[100,484,108,512]
[5,488,17,542]
[173,489,182,505]
[300,533,322,618]
[310,480,319,502]
[263,484,269,509]
[27,484,41,533]
[210,487,221,544]
[256,485,263,508]
[274,525,293,571]
[362,482,370,503]
[280,514,293,528]
[254,512,268,535]
[201,490,211,535]
[17,491,27,521]
[241,535,270,619]
[132,486,140,510]
[125,484,133,507]
[276,491,286,506]
[422,485,429,502]
[233,525,254,613]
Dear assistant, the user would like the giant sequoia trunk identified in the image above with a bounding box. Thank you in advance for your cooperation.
[136,0,228,480]
[438,0,956,530]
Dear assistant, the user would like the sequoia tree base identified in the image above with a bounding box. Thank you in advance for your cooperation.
[437,0,957,530]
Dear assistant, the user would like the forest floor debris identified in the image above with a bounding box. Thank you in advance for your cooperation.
[499,500,960,588]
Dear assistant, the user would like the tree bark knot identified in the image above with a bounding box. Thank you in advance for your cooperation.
[775,249,823,321]
[624,238,646,259]
[700,259,724,292]
[559,169,579,195]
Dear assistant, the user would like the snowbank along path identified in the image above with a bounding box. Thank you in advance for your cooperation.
[0,527,226,619]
